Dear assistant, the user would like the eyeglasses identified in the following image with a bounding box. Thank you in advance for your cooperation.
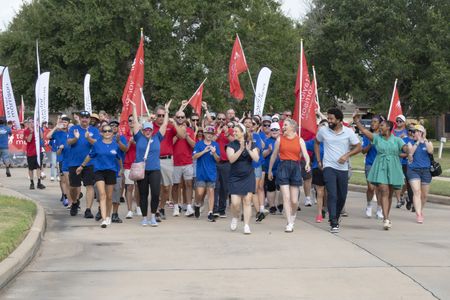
[262,124,271,127]
[102,129,113,133]
[176,116,185,119]
[217,118,225,121]
[270,129,280,132]
[191,119,199,122]
[143,128,153,131]
[157,114,165,118]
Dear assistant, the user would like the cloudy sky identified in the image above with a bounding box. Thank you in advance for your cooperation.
[0,0,309,31]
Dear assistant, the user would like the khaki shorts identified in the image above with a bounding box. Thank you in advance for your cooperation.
[160,158,174,186]
[124,169,134,185]
[173,164,194,184]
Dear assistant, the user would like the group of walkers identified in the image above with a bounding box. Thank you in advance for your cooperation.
[0,102,435,233]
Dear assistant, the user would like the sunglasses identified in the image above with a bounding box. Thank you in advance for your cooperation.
[143,128,153,132]
[191,119,199,122]
[284,114,292,117]
[396,119,404,123]
[271,129,280,132]
[128,120,133,122]
[102,129,113,133]
[217,118,225,121]
[157,114,165,118]
[262,124,271,127]
[176,116,185,119]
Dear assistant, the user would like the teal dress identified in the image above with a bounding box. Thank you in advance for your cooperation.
[367,134,405,189]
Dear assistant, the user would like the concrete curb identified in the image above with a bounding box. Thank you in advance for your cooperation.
[0,188,46,290]
[348,184,450,205]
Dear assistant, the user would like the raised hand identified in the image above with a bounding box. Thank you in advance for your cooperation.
[352,109,361,123]
[165,99,172,111]
[210,146,216,154]
[74,129,80,139]
[85,131,90,138]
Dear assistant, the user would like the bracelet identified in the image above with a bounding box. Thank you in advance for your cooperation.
[80,165,85,168]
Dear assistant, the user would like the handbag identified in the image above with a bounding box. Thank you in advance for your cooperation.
[429,153,442,177]
[129,138,152,181]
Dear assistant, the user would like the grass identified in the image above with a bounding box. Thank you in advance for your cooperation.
[350,139,450,177]
[0,196,37,262]
[349,171,450,197]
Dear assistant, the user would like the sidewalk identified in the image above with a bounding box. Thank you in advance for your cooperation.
[1,168,449,299]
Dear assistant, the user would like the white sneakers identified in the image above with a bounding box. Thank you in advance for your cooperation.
[106,217,111,225]
[126,211,133,219]
[135,207,142,216]
[185,205,195,217]
[383,219,392,230]
[101,220,107,228]
[50,177,55,181]
[376,207,384,220]
[365,205,372,218]
[285,223,294,232]
[173,204,180,217]
[230,218,238,231]
[304,197,313,207]
[243,224,251,234]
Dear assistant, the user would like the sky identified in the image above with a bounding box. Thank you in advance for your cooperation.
[0,0,310,31]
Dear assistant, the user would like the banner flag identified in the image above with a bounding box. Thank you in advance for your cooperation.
[0,66,5,117]
[34,82,41,166]
[253,67,272,116]
[188,78,207,116]
[228,34,249,101]
[119,31,145,134]
[84,74,92,113]
[387,79,403,123]
[2,67,21,129]
[36,72,50,124]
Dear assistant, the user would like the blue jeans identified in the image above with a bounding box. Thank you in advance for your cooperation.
[323,167,349,226]
[214,162,230,214]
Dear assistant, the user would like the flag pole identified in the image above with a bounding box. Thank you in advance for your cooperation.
[36,39,40,77]
[187,78,208,105]
[387,78,398,120]
[236,34,255,94]
[312,65,320,112]
[139,88,151,118]
[299,39,303,132]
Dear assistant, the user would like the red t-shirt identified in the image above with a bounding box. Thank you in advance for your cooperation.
[173,127,194,166]
[123,133,136,170]
[24,128,37,157]
[153,123,176,156]
[216,128,233,161]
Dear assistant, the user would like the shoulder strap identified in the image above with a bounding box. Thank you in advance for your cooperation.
[143,138,152,161]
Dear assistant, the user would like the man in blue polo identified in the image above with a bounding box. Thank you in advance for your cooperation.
[67,110,100,217]
[315,108,361,233]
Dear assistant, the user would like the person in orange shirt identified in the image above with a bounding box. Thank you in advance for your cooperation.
[268,118,310,232]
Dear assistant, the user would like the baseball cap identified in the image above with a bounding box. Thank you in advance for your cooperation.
[270,122,280,130]
[396,115,406,122]
[79,110,90,117]
[109,120,120,126]
[262,115,272,123]
[204,126,215,134]
[61,116,71,122]
[414,124,425,133]
[142,122,153,130]
[272,114,280,122]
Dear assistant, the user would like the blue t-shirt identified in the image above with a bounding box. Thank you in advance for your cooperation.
[252,132,263,168]
[134,131,164,171]
[51,130,68,162]
[400,136,411,165]
[89,140,121,172]
[67,125,100,167]
[362,135,377,166]
[393,128,408,139]
[409,142,431,169]
[0,125,12,149]
[193,140,220,182]
[305,139,324,169]
[263,137,280,174]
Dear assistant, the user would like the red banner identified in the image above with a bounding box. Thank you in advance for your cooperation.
[188,81,205,116]
[228,34,248,101]
[387,80,403,123]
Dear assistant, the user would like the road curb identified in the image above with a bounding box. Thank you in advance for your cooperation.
[348,184,450,205]
[0,188,46,290]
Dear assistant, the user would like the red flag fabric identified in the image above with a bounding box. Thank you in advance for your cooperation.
[387,82,403,123]
[228,35,248,101]
[188,82,204,116]
[119,33,145,134]
[0,72,5,117]
[293,46,318,139]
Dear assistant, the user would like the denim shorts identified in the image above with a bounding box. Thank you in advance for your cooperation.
[407,167,432,185]
[254,166,263,179]
[364,164,372,178]
[195,180,215,189]
[276,160,302,186]
[0,149,11,165]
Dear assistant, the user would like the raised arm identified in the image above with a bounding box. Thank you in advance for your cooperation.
[129,101,141,136]
[353,112,374,141]
[159,100,172,136]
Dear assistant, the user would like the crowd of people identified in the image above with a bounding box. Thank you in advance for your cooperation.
[0,102,435,233]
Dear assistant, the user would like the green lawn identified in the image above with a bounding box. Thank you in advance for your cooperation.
[349,172,450,197]
[351,139,450,177]
[0,196,37,262]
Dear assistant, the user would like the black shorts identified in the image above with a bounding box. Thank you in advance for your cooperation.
[312,168,325,186]
[27,156,39,170]
[69,165,95,187]
[59,161,64,175]
[264,173,279,192]
[300,160,312,180]
[94,170,117,185]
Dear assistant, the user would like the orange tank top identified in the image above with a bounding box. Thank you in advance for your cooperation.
[279,135,301,161]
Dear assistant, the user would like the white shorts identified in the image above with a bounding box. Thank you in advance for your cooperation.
[124,169,134,185]
[173,164,194,184]
[160,158,174,186]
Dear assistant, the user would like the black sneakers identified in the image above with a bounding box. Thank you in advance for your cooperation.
[159,208,166,220]
[37,183,46,189]
[256,212,266,223]
[194,206,200,218]
[269,206,277,215]
[120,196,125,203]
[111,213,123,223]
[95,208,102,221]
[207,212,216,222]
[84,208,94,219]
[6,168,11,177]
[29,183,35,190]
[70,202,79,216]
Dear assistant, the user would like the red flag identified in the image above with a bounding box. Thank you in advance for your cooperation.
[387,79,403,123]
[19,96,24,123]
[188,81,205,116]
[0,70,5,117]
[228,34,248,101]
[293,43,317,138]
[119,32,145,134]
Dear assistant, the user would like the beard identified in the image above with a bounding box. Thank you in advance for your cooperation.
[328,122,337,130]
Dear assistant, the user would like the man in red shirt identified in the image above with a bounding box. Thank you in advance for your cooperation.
[24,119,45,190]
[152,105,185,220]
[172,110,196,217]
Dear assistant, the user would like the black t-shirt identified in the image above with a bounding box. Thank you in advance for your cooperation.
[227,140,256,178]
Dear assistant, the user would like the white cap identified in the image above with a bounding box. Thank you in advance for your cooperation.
[270,122,280,130]
[396,114,406,122]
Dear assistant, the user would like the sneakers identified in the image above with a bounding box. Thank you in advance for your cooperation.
[411,206,416,213]
[243,224,251,234]
[95,209,102,221]
[84,208,94,219]
[106,217,111,225]
[416,214,424,224]
[120,196,125,203]
[135,206,142,216]
[330,225,339,233]
[173,204,180,217]
[304,197,312,207]
[185,205,195,217]
[141,217,149,226]
[321,209,327,218]
[365,205,372,218]
[62,197,69,207]
[383,219,392,230]
[269,206,277,215]
[150,216,158,227]
[29,183,35,190]
[341,210,348,217]
[277,204,284,214]
[37,182,46,189]
[376,207,384,220]
[285,223,294,232]
[213,212,220,218]
[126,211,133,219]
[207,212,216,222]
[70,202,79,216]
[111,213,123,223]
[194,206,200,219]
[230,218,238,231]
[50,177,55,181]
[256,212,266,223]
[219,212,227,218]
[315,214,323,223]
[406,201,412,211]
[159,208,166,220]
[6,168,11,177]
[40,171,46,179]
[101,220,107,228]
[155,212,162,222]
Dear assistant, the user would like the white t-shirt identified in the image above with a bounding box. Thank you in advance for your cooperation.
[316,126,360,171]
